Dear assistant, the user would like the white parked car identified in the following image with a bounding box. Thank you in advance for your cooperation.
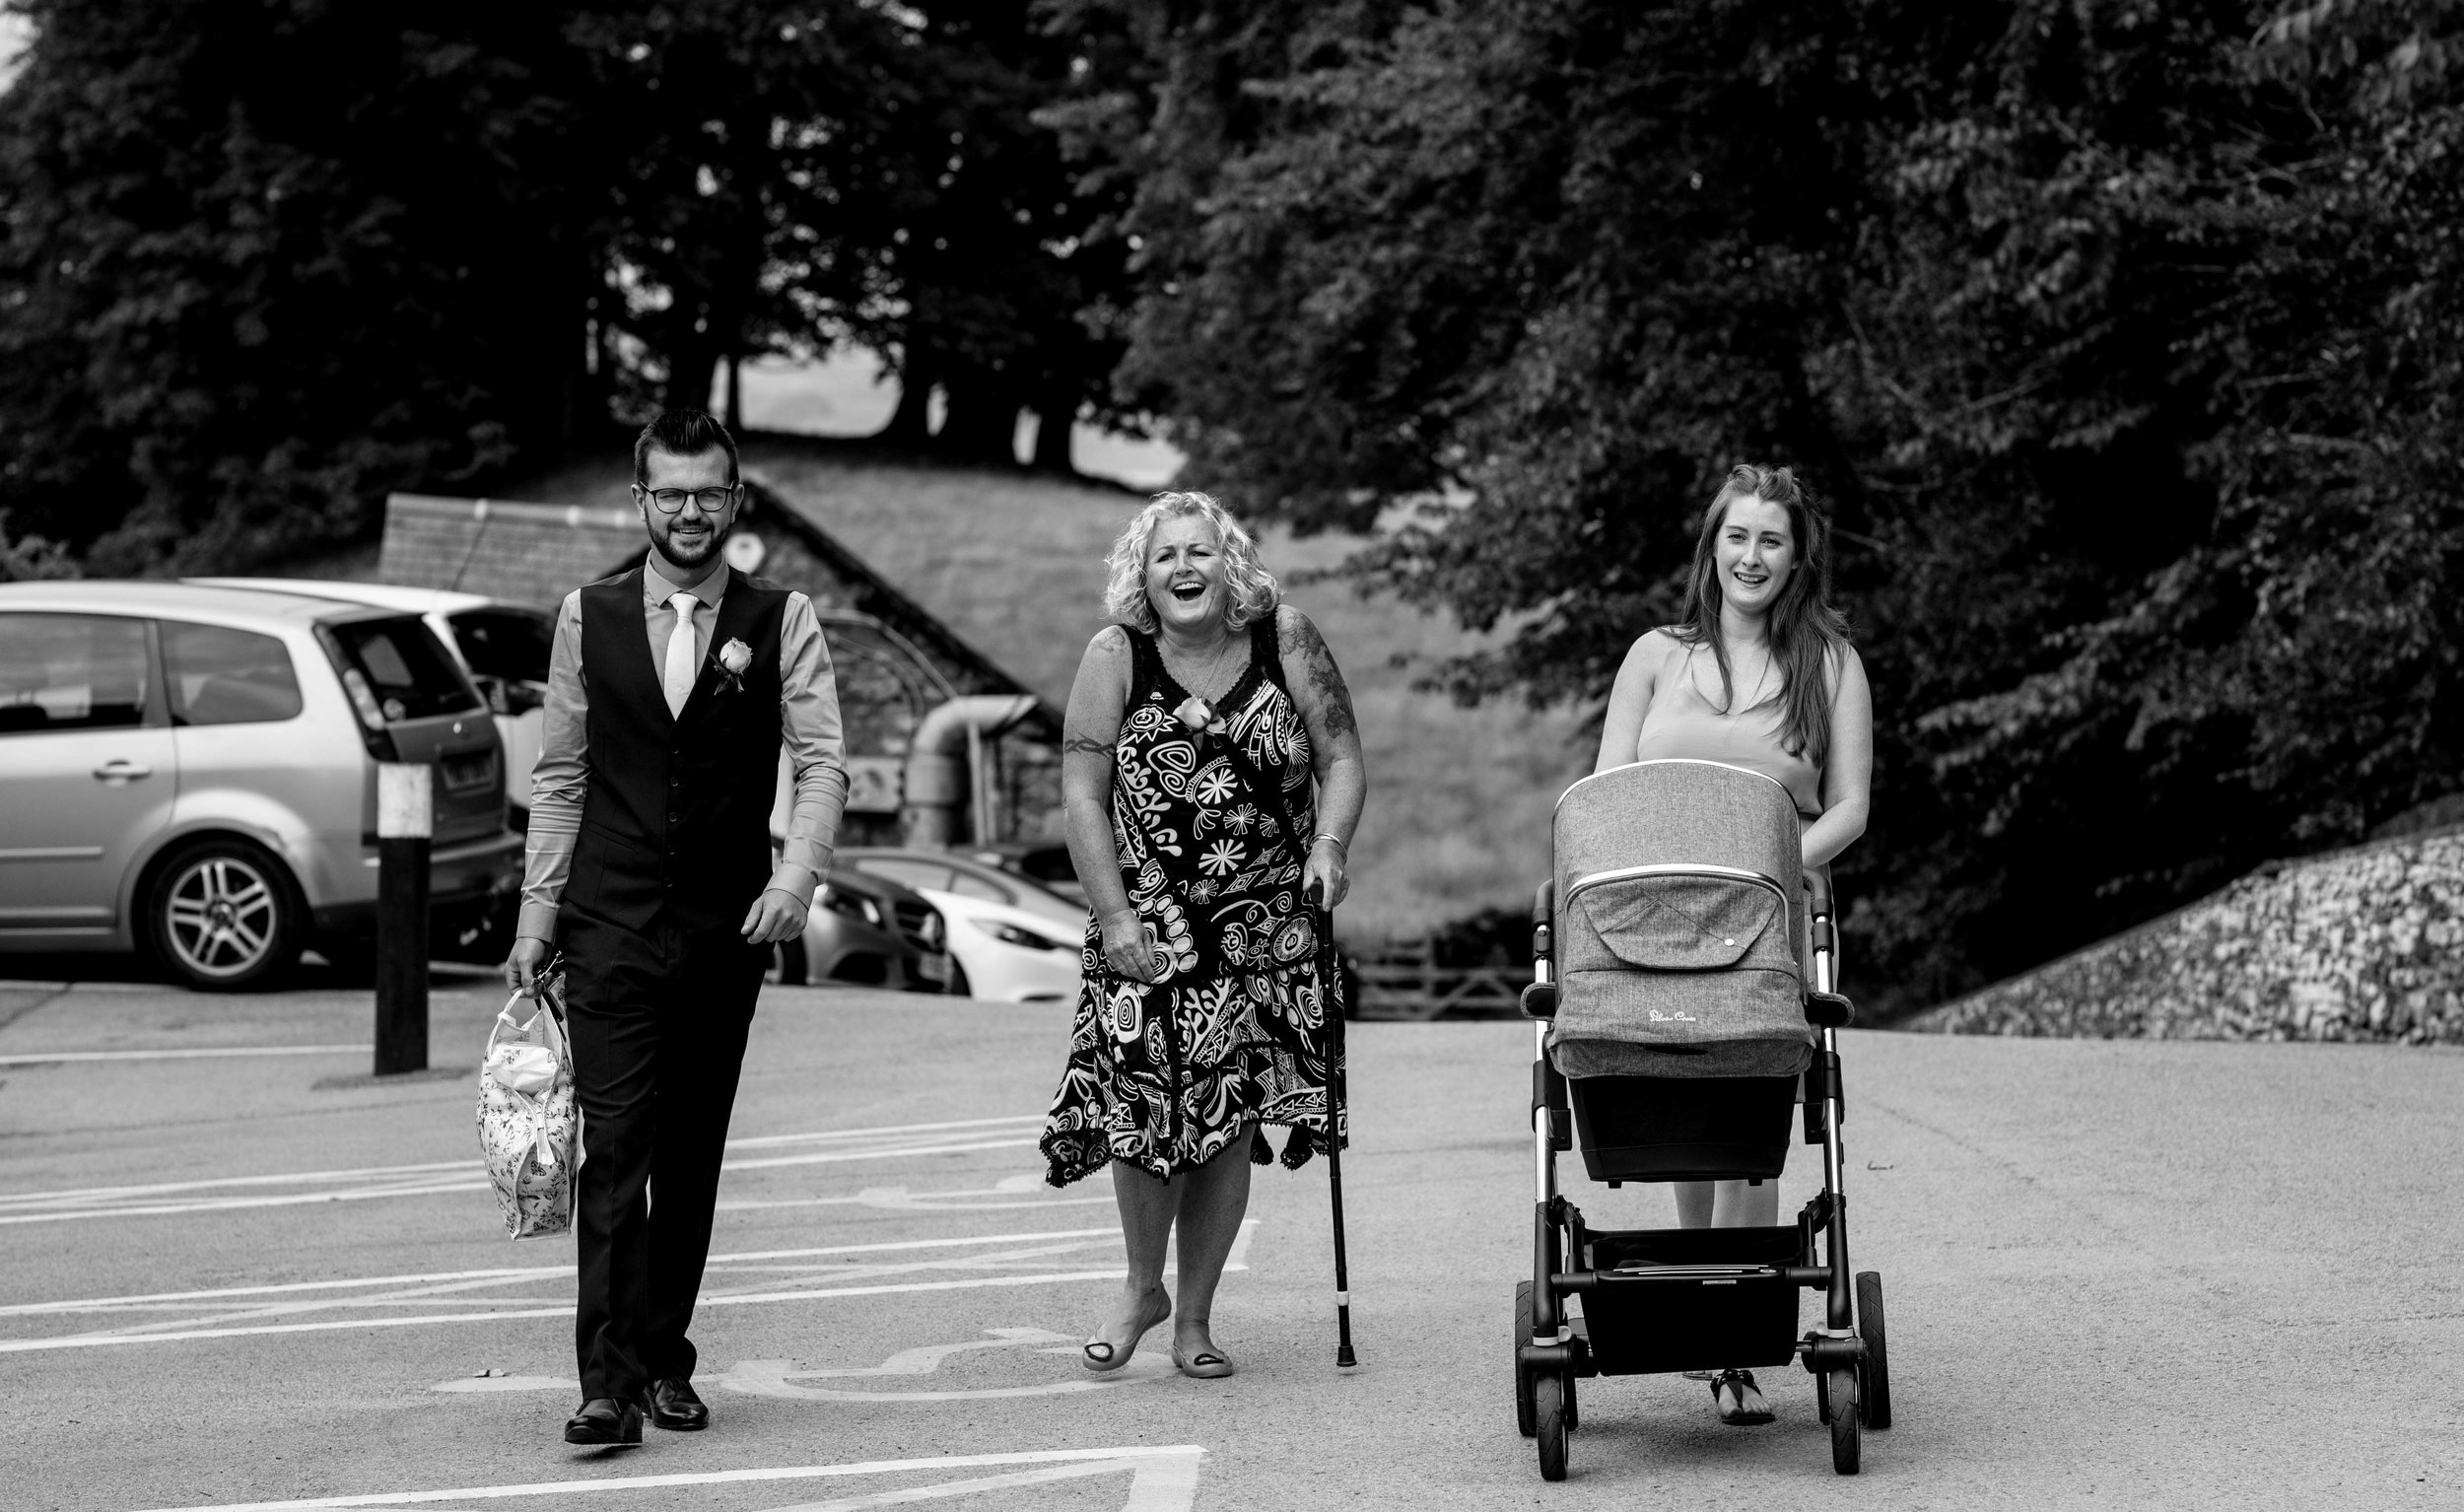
[837,847,1085,1001]
[189,581,552,823]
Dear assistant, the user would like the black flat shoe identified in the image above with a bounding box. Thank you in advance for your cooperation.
[648,1376,709,1431]
[564,1396,644,1446]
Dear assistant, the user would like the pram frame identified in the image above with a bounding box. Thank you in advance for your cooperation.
[1514,759,1885,1478]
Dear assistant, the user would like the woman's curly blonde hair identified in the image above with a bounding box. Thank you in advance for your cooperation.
[1101,491,1281,634]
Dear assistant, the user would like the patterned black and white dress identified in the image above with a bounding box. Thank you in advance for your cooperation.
[1041,615,1345,1186]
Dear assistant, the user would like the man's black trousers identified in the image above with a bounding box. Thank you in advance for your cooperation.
[561,909,768,1403]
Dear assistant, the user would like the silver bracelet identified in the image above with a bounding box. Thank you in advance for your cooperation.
[1311,832,1348,853]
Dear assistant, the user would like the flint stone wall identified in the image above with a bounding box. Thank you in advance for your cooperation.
[1906,828,2464,1043]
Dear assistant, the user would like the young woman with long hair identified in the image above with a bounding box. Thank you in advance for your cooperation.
[1590,462,1874,1425]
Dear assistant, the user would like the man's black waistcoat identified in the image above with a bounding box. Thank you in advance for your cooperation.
[562,567,787,935]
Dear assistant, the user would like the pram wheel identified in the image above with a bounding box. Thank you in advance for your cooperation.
[1826,1367,1861,1475]
[1514,1281,1537,1436]
[1534,1372,1570,1480]
[1856,1271,1892,1429]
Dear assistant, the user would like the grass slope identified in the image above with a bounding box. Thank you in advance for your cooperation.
[514,439,1593,942]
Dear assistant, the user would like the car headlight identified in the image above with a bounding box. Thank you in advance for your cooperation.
[969,917,1068,953]
[818,884,881,928]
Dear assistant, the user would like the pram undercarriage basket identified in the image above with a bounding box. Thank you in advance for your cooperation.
[1513,759,1892,1479]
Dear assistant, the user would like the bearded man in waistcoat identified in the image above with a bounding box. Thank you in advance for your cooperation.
[506,409,849,1446]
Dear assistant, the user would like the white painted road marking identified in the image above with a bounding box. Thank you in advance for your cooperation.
[0,1043,368,1066]
[125,1445,1206,1512]
[432,1326,1183,1400]
[2,1220,1255,1355]
[0,1113,1045,1225]
[723,1171,1114,1213]
[721,1349,1171,1402]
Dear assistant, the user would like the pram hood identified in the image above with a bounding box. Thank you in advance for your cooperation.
[1547,759,1816,1079]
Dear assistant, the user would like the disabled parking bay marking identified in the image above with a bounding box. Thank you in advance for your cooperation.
[0,1114,1045,1226]
[435,1326,1176,1401]
[124,1444,1206,1512]
[5,1219,1256,1355]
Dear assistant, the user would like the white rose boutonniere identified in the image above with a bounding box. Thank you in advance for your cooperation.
[716,637,752,695]
[1172,693,1228,753]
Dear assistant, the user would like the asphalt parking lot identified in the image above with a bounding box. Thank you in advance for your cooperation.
[1,971,2458,1511]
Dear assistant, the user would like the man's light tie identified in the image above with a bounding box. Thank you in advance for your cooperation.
[663,591,700,718]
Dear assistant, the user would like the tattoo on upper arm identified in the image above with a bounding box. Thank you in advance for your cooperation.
[1283,609,1358,742]
[1062,734,1117,756]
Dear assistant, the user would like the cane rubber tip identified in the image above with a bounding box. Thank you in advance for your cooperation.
[1335,1346,1358,1368]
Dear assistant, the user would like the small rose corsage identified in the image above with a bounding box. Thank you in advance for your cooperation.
[716,637,752,695]
[1173,693,1228,752]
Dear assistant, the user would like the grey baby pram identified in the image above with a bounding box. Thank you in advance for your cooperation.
[1514,758,1892,1478]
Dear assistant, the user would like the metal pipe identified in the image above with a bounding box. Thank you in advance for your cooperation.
[899,694,1039,847]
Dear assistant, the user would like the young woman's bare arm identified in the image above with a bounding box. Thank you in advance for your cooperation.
[1593,632,1668,775]
[1061,628,1155,982]
[1277,605,1367,909]
[1803,646,1872,869]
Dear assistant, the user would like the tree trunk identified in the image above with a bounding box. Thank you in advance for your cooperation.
[725,354,743,432]
[665,341,722,421]
[936,373,1024,467]
[879,341,940,450]
[1030,385,1080,475]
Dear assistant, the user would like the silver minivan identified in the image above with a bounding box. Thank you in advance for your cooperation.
[0,581,521,989]
[189,579,554,825]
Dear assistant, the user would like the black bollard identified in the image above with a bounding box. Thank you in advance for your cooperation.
[375,762,431,1076]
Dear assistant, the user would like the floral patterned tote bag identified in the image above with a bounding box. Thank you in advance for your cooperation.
[476,964,578,1240]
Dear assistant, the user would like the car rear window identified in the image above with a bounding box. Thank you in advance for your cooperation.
[447,608,554,684]
[162,621,303,725]
[0,613,150,734]
[328,616,480,722]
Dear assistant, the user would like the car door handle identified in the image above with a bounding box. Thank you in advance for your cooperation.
[92,760,154,782]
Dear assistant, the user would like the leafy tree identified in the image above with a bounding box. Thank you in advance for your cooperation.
[1078,0,2464,1008]
[0,0,600,572]
[572,1,914,427]
[0,0,1129,575]
[859,0,1139,470]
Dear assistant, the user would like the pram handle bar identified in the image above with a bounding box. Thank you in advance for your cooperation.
[1564,861,1791,909]
[1522,880,1559,1020]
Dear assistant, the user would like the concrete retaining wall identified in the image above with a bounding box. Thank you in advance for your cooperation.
[1906,829,2464,1043]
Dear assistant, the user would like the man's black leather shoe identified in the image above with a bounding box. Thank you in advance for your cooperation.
[648,1377,710,1431]
[564,1397,644,1446]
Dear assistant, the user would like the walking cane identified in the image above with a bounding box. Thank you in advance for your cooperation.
[1309,879,1358,1369]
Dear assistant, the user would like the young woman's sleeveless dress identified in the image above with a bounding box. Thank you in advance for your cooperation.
[1040,615,1344,1186]
[1633,641,1824,819]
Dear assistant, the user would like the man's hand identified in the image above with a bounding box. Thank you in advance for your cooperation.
[741,887,807,946]
[505,935,552,997]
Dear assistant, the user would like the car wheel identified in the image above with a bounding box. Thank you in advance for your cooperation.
[147,838,303,992]
[769,936,809,986]
[947,960,972,997]
[314,933,377,985]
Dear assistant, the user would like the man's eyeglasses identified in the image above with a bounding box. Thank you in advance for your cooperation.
[639,485,739,514]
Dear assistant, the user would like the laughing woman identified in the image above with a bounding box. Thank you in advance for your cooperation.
[1040,490,1368,1380]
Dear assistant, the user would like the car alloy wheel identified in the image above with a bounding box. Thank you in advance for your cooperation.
[152,841,300,990]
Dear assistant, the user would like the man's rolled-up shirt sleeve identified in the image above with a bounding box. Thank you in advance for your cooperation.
[517,592,589,941]
[768,591,850,907]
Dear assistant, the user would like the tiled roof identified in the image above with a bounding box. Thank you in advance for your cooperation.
[377,481,1051,722]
